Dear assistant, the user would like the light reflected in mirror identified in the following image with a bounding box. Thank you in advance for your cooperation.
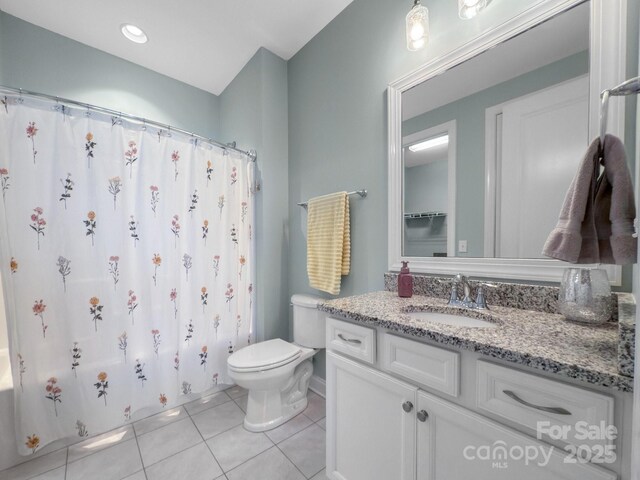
[401,2,592,259]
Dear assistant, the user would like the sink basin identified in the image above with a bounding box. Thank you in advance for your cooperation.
[407,311,498,328]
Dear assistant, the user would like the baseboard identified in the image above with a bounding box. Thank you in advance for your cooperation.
[309,374,326,398]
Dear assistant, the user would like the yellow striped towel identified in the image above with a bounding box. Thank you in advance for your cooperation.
[307,191,351,295]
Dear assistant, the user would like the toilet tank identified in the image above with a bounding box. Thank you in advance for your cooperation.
[291,294,326,348]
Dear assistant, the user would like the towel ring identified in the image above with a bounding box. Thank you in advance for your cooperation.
[599,76,640,150]
[599,89,610,148]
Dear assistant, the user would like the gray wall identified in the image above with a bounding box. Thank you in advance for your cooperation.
[404,160,448,257]
[403,51,589,257]
[220,48,290,343]
[287,0,563,378]
[0,13,221,137]
[404,160,449,214]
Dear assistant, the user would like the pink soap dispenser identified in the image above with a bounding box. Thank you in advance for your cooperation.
[398,261,413,298]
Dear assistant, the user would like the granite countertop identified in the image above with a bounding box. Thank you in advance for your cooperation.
[319,291,633,392]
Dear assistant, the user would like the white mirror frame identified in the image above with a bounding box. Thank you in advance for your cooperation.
[388,0,626,285]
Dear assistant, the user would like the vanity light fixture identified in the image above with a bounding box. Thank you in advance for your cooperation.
[406,0,429,51]
[408,134,448,152]
[458,0,488,19]
[120,24,148,44]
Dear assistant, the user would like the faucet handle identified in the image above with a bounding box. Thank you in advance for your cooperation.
[449,286,459,304]
[474,282,496,310]
[448,274,463,305]
[475,286,488,309]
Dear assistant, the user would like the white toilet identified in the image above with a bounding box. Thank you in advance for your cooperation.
[227,294,325,432]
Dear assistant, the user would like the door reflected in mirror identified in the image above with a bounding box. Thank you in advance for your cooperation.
[401,2,593,259]
[403,121,456,257]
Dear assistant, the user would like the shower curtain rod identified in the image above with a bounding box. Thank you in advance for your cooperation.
[0,85,257,162]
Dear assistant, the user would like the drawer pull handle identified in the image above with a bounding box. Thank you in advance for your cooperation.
[402,401,414,413]
[417,410,429,422]
[338,333,362,345]
[503,390,571,415]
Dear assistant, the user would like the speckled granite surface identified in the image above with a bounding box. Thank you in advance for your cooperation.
[319,291,633,392]
[386,272,633,372]
[618,293,636,377]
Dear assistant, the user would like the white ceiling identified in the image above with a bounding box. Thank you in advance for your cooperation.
[402,2,589,120]
[404,142,448,168]
[0,0,354,96]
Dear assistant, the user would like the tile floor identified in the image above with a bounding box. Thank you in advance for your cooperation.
[0,387,327,480]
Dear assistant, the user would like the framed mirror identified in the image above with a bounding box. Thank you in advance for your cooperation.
[388,0,627,284]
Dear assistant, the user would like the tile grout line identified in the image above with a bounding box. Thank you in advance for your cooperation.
[133,398,233,439]
[63,427,134,469]
[2,444,68,479]
[131,421,148,480]
[184,403,227,476]
[120,391,237,473]
[134,417,205,472]
[231,396,247,412]
[217,442,282,478]
[185,400,293,478]
[270,415,320,445]
[20,452,68,480]
[185,396,234,419]
[189,392,323,478]
[275,419,326,479]
[273,441,311,479]
[274,420,322,479]
[63,447,69,480]
[222,444,288,478]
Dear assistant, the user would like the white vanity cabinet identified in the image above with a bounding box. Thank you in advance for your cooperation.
[326,351,417,480]
[326,317,619,480]
[416,390,615,480]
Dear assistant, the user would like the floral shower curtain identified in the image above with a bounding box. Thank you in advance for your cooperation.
[0,96,255,455]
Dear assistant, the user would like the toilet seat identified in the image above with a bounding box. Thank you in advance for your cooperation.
[228,338,301,373]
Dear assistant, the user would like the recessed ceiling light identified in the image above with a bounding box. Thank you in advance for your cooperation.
[408,135,449,152]
[121,24,148,44]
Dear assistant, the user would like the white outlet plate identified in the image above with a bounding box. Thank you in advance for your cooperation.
[458,240,467,253]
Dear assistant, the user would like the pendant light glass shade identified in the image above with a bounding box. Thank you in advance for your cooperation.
[458,0,487,19]
[406,1,429,51]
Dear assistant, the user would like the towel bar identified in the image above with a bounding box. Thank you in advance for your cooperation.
[297,189,367,209]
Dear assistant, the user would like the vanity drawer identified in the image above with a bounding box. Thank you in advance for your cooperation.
[380,333,459,397]
[477,361,615,448]
[326,317,376,364]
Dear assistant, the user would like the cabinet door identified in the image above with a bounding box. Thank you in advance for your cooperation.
[417,390,616,480]
[327,351,417,480]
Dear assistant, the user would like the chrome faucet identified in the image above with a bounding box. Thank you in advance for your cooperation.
[448,274,489,310]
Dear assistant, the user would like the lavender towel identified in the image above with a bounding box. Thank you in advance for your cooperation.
[542,134,637,265]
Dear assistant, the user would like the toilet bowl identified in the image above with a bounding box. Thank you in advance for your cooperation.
[227,294,324,432]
